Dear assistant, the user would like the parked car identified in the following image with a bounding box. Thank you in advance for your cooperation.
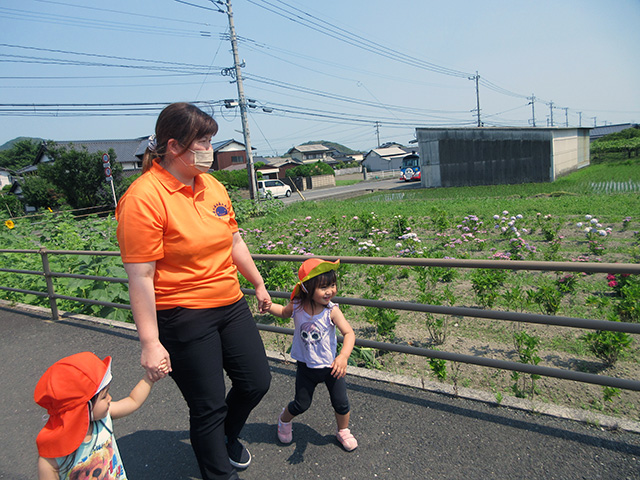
[257,179,292,198]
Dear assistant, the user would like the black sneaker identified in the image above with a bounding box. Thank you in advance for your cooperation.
[227,438,251,470]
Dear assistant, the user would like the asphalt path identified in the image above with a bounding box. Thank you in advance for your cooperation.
[2,305,640,479]
[280,177,423,205]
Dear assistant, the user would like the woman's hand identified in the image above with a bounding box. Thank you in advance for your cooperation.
[141,340,171,382]
[255,284,272,313]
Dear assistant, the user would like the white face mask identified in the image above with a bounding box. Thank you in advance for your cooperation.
[179,148,213,172]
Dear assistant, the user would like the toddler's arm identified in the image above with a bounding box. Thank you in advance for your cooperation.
[267,301,293,319]
[38,456,59,480]
[330,307,356,379]
[110,360,167,420]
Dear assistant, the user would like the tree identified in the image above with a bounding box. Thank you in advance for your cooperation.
[285,161,334,178]
[37,144,124,209]
[0,138,42,171]
[20,175,62,210]
[0,191,24,217]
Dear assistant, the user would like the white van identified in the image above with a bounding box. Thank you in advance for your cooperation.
[257,179,292,198]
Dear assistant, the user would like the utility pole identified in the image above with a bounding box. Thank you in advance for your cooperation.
[563,107,568,127]
[578,111,582,127]
[374,121,380,147]
[549,101,554,127]
[225,0,258,200]
[528,94,536,127]
[469,71,481,127]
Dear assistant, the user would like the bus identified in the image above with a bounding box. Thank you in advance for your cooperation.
[399,153,420,181]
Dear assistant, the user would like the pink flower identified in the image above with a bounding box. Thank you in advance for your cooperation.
[606,274,616,281]
[608,280,618,288]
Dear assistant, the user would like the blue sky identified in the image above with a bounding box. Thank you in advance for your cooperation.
[1,0,638,155]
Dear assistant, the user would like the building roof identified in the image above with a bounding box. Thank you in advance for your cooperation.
[590,123,638,141]
[211,139,248,151]
[287,144,329,154]
[370,146,411,158]
[57,138,148,162]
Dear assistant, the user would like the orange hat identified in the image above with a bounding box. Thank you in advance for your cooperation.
[291,258,340,300]
[34,352,112,458]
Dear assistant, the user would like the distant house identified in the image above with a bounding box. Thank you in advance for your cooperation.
[211,139,249,171]
[255,156,301,179]
[287,144,330,164]
[362,145,417,172]
[18,138,148,177]
[0,167,12,189]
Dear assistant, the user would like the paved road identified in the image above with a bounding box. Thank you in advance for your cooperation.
[281,177,423,205]
[2,305,639,480]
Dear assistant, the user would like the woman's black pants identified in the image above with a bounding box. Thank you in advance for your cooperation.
[157,298,271,480]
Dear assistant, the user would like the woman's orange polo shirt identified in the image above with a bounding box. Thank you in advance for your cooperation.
[116,160,243,310]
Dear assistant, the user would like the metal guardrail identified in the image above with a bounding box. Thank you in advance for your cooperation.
[1,248,639,392]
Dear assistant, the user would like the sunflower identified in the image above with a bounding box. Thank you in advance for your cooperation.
[5,220,15,229]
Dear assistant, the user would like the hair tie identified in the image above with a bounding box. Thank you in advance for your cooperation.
[147,134,158,152]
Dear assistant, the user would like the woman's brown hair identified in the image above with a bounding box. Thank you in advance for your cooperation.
[142,102,219,173]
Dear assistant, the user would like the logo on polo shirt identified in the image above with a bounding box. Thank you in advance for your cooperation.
[213,202,229,217]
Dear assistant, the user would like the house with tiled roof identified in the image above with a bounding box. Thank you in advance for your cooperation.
[255,156,301,179]
[17,138,147,177]
[286,144,330,164]
[210,139,249,170]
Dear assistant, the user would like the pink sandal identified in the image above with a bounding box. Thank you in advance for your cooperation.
[336,428,358,451]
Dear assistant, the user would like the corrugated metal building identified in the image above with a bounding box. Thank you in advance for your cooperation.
[416,127,590,188]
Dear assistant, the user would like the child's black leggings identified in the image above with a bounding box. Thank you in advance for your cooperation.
[288,361,350,416]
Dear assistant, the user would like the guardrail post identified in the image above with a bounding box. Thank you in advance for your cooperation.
[39,247,59,321]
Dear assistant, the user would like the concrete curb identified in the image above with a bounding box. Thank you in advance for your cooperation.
[4,299,639,434]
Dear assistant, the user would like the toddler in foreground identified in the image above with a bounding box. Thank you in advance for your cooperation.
[35,351,167,479]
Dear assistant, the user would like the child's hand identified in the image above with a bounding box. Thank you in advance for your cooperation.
[158,359,170,375]
[147,359,170,382]
[331,355,349,379]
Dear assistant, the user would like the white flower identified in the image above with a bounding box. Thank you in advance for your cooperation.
[493,215,500,220]
[598,230,607,236]
[590,218,598,224]
[585,214,592,220]
[516,214,523,219]
[596,223,602,228]
[584,227,591,233]
[502,210,509,215]
[576,222,583,228]
[395,243,402,248]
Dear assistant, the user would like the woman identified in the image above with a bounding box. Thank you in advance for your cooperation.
[116,102,272,480]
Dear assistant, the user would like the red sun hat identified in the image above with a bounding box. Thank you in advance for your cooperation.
[34,352,112,458]
[291,258,340,300]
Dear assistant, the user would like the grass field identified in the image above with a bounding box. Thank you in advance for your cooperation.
[240,157,640,420]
